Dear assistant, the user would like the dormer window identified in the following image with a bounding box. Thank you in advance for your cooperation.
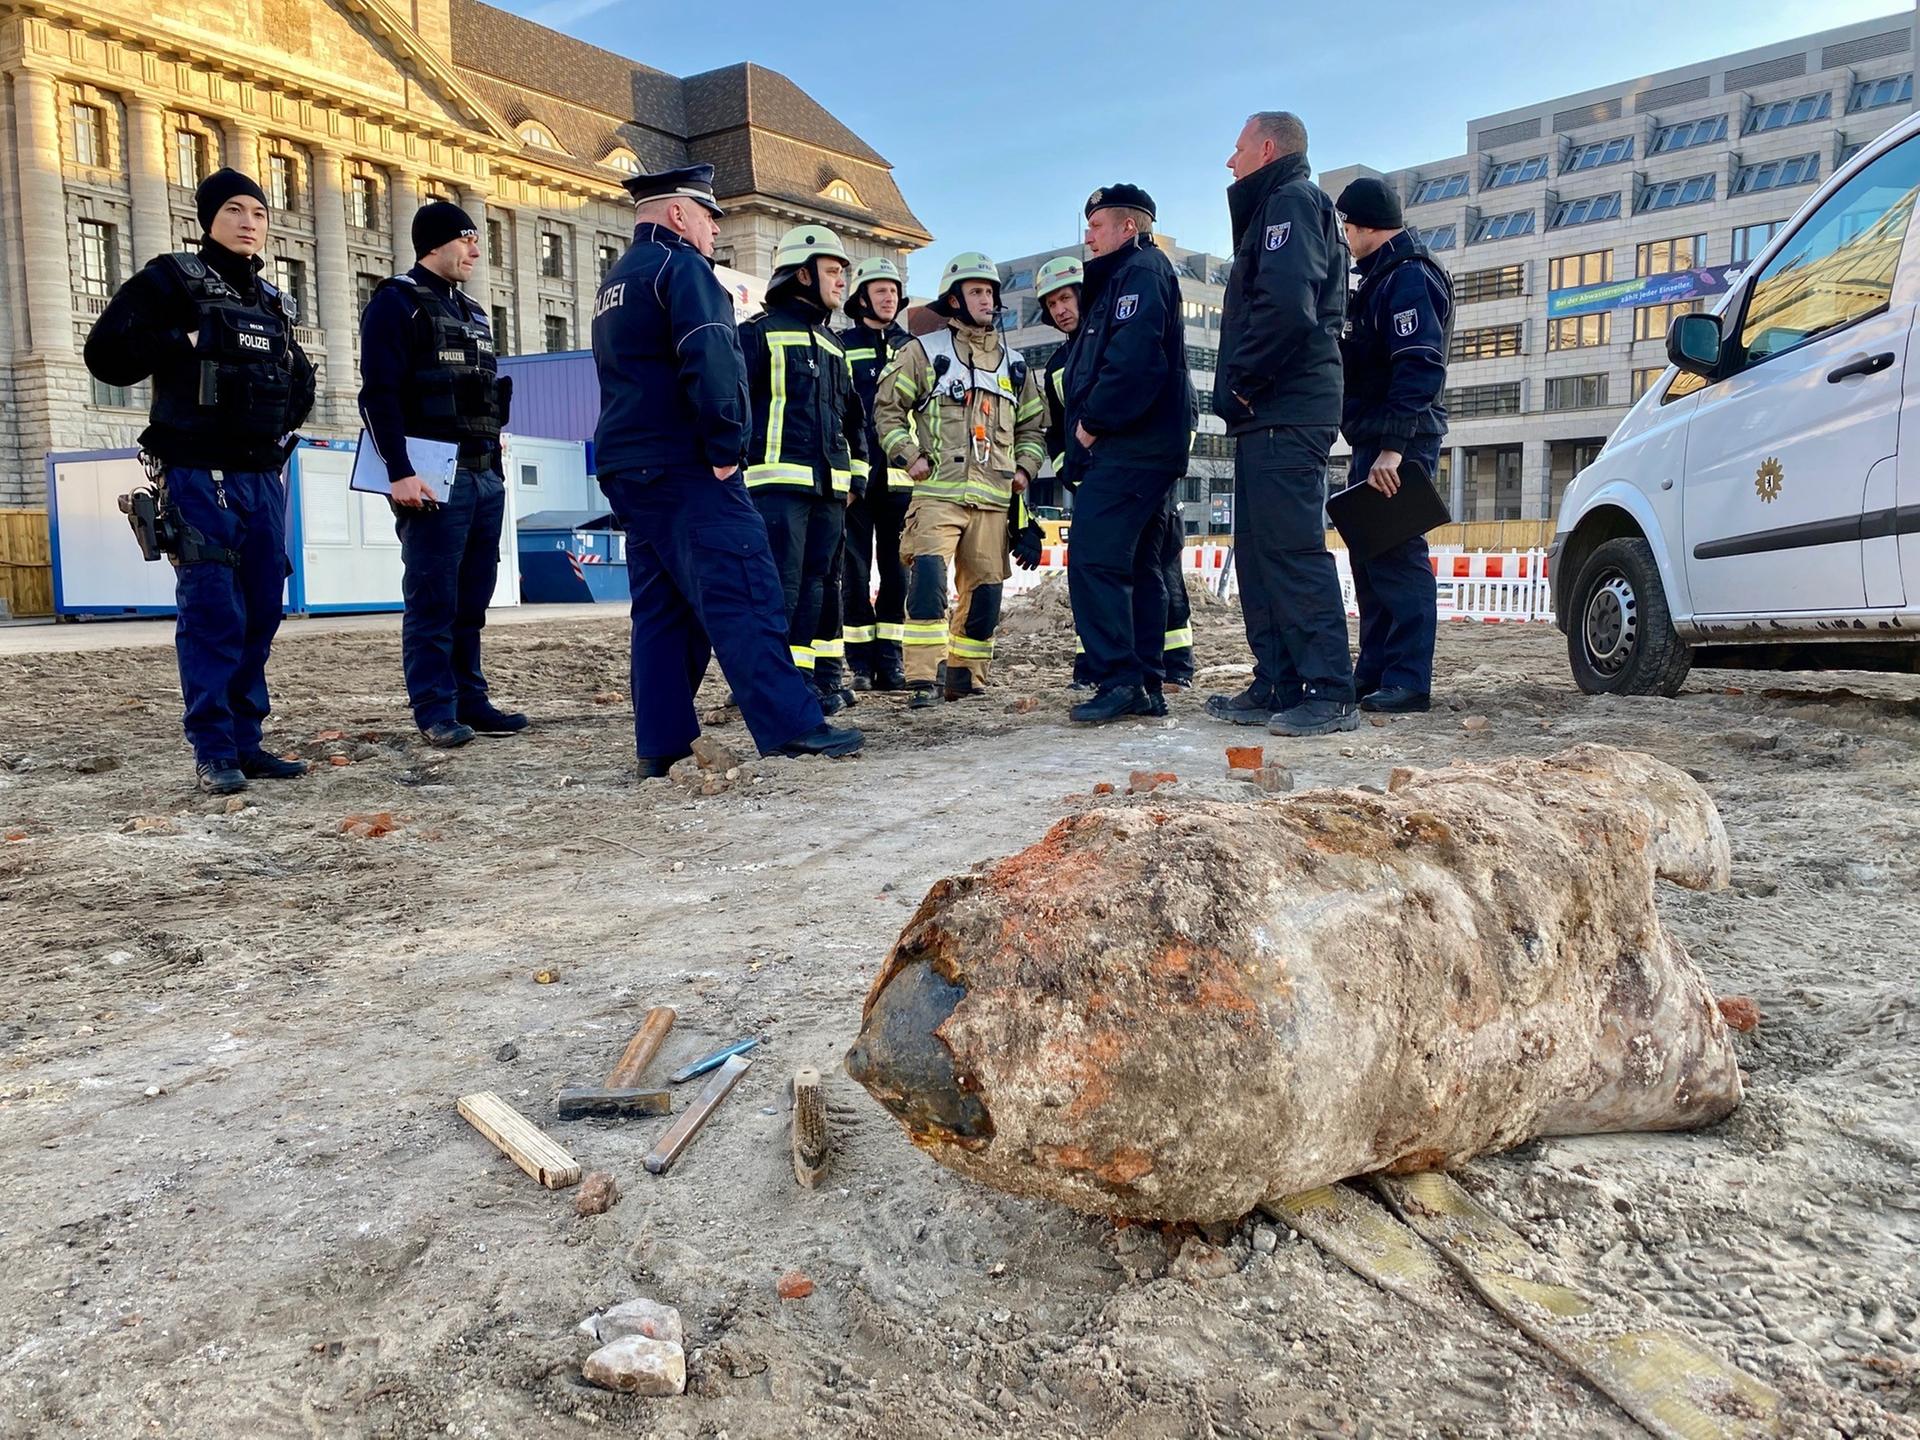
[822,179,862,206]
[519,123,559,150]
[604,149,641,176]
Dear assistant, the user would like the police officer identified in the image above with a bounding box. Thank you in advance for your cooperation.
[358,201,523,749]
[1036,254,1196,695]
[1209,111,1355,738]
[739,226,867,714]
[1061,186,1195,724]
[1335,178,1451,713]
[591,164,861,772]
[1031,256,1093,687]
[834,257,912,692]
[83,167,316,795]
[873,254,1047,709]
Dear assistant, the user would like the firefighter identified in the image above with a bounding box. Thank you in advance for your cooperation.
[873,253,1046,709]
[738,225,869,714]
[835,257,913,692]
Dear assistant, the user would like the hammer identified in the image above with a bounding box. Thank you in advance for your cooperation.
[556,1005,676,1119]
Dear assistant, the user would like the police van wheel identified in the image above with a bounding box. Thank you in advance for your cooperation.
[1566,537,1691,698]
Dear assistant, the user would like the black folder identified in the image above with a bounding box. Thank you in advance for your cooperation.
[1325,457,1451,560]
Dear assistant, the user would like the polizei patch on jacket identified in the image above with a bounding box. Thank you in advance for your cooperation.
[1114,294,1139,321]
[1394,309,1418,337]
[1266,222,1291,250]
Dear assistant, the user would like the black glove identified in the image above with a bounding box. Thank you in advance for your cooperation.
[1011,521,1044,570]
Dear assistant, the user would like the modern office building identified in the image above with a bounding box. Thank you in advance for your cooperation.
[1322,9,1919,524]
[998,236,1232,534]
[0,0,929,505]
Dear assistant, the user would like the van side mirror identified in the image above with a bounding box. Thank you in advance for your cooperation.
[1667,314,1723,377]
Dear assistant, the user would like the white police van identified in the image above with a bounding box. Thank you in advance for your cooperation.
[1553,111,1920,694]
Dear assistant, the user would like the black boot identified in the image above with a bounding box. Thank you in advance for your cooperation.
[196,760,247,796]
[777,723,865,758]
[638,749,693,779]
[240,751,308,780]
[907,682,940,710]
[1071,684,1150,724]
[944,667,984,702]
[873,642,907,692]
[459,701,530,735]
[1268,696,1359,737]
[1205,684,1293,726]
[421,720,476,749]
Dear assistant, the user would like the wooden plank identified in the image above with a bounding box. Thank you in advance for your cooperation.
[0,510,53,617]
[457,1090,581,1189]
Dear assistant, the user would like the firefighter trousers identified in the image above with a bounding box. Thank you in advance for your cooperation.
[900,496,1009,687]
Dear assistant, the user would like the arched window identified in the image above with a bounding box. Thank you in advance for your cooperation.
[822,178,862,206]
[519,123,559,150]
[603,149,641,176]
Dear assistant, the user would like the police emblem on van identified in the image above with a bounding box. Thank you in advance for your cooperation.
[1266,222,1291,250]
[1394,309,1418,337]
[1115,294,1138,321]
[1755,457,1784,504]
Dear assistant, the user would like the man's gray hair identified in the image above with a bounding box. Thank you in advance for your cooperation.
[1111,206,1154,239]
[1247,111,1308,157]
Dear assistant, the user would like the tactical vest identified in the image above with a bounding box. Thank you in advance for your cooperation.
[918,326,1024,405]
[379,275,504,445]
[148,252,294,449]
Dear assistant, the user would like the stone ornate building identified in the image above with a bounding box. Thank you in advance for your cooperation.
[0,0,930,504]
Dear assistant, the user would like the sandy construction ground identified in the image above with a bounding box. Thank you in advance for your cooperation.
[1,582,1916,1439]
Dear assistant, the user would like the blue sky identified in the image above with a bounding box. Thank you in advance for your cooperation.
[504,0,1906,265]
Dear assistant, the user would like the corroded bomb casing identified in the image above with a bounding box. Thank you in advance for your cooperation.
[846,745,1742,1222]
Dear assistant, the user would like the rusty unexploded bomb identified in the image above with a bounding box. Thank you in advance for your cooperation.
[846,745,1743,1222]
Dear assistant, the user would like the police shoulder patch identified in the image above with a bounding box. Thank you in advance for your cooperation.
[1393,308,1418,337]
[1265,222,1291,251]
[1114,294,1139,321]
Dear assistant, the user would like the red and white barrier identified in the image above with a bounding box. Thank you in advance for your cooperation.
[1005,544,1557,624]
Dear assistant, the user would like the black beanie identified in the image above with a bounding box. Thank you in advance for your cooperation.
[1336,178,1403,231]
[412,200,478,259]
[196,167,269,232]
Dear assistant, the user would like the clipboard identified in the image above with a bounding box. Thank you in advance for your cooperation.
[1325,457,1451,559]
[348,429,460,502]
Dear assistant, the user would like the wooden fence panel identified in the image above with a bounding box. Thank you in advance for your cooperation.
[0,509,52,617]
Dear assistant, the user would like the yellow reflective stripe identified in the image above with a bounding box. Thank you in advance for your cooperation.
[1164,627,1194,649]
[881,427,914,454]
[1074,635,1085,654]
[830,468,853,493]
[849,458,871,478]
[790,645,816,668]
[1014,492,1030,527]
[815,331,844,359]
[1013,442,1047,464]
[765,333,815,468]
[949,636,995,659]
[892,374,918,397]
[1015,396,1044,423]
[1050,451,1065,474]
[876,622,906,641]
[903,621,949,645]
[745,463,816,487]
[844,346,877,362]
[843,624,878,643]
[1050,368,1065,401]
[813,637,847,659]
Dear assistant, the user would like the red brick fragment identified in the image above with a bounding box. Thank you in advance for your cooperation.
[1717,995,1761,1033]
[1128,771,1177,794]
[776,1271,814,1300]
[340,812,401,839]
[1225,746,1264,772]
[315,729,346,742]
[1092,782,1115,796]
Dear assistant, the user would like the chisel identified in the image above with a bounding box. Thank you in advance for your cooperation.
[644,1054,751,1175]
[667,1035,760,1084]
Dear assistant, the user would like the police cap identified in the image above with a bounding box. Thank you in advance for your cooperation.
[1084,183,1156,221]
[623,163,725,217]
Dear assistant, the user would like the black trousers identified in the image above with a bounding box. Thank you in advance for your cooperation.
[1160,494,1194,685]
[1232,424,1354,704]
[394,463,505,728]
[1067,460,1176,693]
[843,485,909,673]
[752,488,845,676]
